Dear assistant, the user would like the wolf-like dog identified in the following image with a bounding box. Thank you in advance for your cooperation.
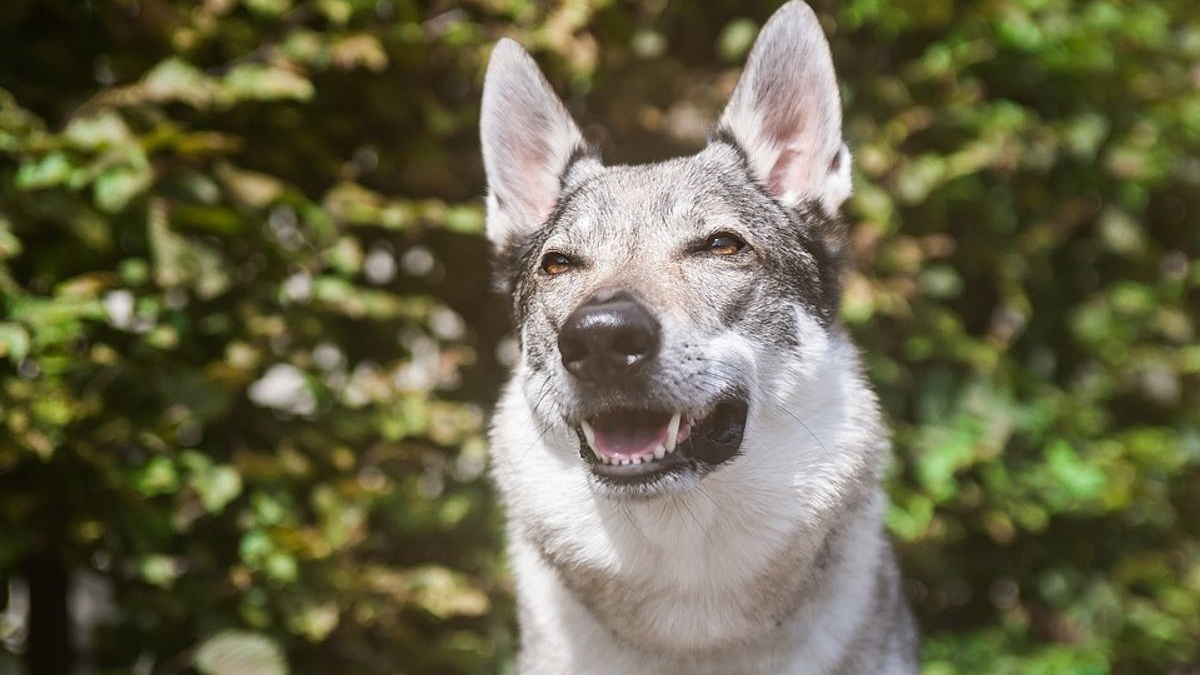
[480,2,918,673]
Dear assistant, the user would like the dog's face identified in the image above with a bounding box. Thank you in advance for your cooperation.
[482,1,852,499]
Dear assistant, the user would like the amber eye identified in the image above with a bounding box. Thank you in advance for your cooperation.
[705,232,747,256]
[540,252,574,276]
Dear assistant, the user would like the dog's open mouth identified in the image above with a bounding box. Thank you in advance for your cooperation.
[573,395,749,491]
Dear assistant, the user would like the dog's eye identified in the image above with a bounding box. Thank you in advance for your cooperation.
[540,252,574,276]
[705,233,747,256]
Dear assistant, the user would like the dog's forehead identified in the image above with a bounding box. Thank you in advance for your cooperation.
[554,149,745,244]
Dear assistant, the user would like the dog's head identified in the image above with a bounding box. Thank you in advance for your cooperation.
[482,1,853,499]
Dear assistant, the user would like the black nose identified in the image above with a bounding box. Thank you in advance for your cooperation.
[558,292,660,383]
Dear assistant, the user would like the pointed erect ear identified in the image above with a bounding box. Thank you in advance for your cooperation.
[716,1,850,212]
[481,39,593,247]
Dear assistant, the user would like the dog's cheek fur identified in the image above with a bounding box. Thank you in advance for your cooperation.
[775,201,846,326]
[711,215,843,356]
[491,217,566,378]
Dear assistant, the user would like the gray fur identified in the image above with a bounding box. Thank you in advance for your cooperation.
[482,2,918,673]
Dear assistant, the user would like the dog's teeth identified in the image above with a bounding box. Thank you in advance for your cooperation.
[666,412,681,452]
[653,444,666,460]
[580,421,607,462]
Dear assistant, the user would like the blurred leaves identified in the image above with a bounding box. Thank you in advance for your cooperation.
[1,1,501,673]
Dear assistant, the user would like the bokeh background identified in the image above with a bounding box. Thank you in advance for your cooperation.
[1,0,1198,674]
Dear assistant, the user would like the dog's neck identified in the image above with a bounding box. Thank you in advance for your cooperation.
[511,484,895,674]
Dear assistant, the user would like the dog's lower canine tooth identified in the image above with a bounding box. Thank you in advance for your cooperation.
[653,444,666,460]
[666,412,681,451]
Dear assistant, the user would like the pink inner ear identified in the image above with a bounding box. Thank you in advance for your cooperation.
[512,142,560,225]
[767,145,816,201]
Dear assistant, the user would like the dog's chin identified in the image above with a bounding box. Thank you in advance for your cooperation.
[570,393,749,499]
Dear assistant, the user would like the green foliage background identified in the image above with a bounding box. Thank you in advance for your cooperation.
[1,0,1198,674]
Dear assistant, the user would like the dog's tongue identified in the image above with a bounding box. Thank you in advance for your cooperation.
[590,411,670,459]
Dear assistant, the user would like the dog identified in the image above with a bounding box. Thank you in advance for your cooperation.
[480,2,918,672]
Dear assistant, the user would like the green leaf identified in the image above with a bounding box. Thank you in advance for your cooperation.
[718,19,758,62]
[223,63,314,102]
[0,216,20,259]
[9,296,104,347]
[142,57,216,108]
[215,163,284,208]
[195,632,288,675]
[0,322,31,363]
[148,201,231,297]
[139,554,182,588]
[182,451,244,514]
[134,456,180,496]
[402,566,490,619]
[14,152,74,190]
[197,465,243,514]
[63,111,134,150]
[287,600,339,642]
[444,204,485,233]
[245,0,292,17]
[1045,439,1108,504]
[94,165,154,212]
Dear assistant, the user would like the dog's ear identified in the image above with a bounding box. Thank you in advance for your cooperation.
[481,39,593,248]
[716,1,850,212]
